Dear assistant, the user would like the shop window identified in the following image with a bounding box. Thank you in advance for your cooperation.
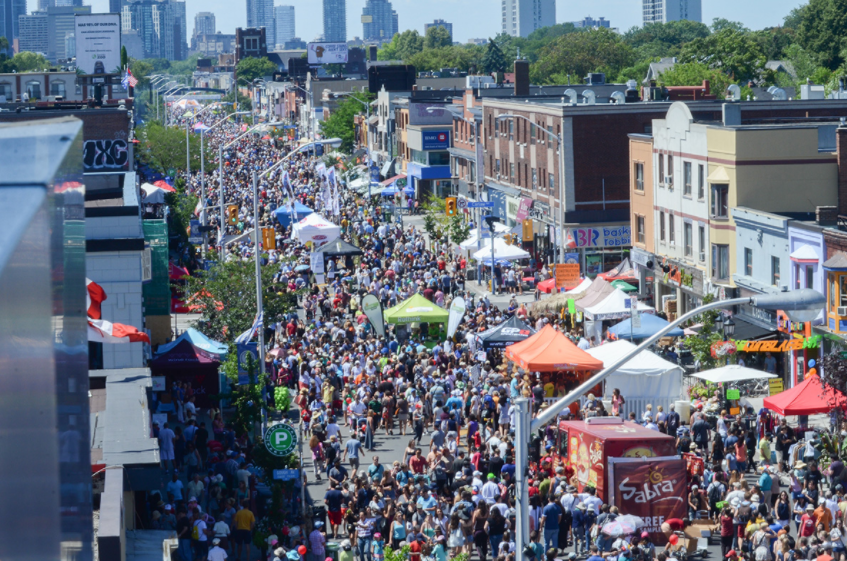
[637,216,645,244]
[684,222,692,257]
[711,184,728,218]
[667,155,674,188]
[659,211,665,241]
[508,120,514,140]
[495,158,500,175]
[795,264,801,290]
[532,168,537,189]
[0,82,11,101]
[658,154,664,185]
[831,276,837,311]
[683,161,692,196]
[841,276,847,308]
[510,163,515,183]
[806,265,814,290]
[712,244,729,280]
[698,225,705,261]
[548,173,554,192]
[634,162,644,192]
[771,256,781,286]
[26,81,41,100]
[744,248,753,276]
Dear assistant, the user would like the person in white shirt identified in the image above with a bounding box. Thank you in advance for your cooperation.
[208,538,228,561]
[481,474,500,504]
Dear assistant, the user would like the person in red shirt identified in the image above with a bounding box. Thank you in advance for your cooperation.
[800,505,816,537]
[408,534,423,561]
[409,448,427,474]
[720,507,735,559]
[286,321,296,337]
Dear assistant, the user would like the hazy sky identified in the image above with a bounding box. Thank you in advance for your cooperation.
[42,0,807,45]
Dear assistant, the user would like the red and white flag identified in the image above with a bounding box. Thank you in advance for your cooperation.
[88,318,150,344]
[86,279,150,344]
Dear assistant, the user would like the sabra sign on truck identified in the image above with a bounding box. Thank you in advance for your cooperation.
[609,457,688,544]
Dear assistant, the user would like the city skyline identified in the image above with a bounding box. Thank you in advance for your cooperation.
[23,0,807,45]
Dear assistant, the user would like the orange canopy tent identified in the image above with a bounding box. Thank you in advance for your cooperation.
[763,373,846,416]
[505,325,605,372]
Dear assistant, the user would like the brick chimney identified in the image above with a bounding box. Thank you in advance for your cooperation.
[837,125,847,219]
[514,60,530,97]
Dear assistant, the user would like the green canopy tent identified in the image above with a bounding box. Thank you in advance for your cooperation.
[611,280,638,293]
[383,293,449,324]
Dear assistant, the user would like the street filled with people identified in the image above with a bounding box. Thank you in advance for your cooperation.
[146,105,847,561]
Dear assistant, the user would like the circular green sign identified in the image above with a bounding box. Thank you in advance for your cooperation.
[264,423,297,457]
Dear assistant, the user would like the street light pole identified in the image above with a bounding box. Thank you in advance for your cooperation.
[511,288,826,561]
[251,171,267,425]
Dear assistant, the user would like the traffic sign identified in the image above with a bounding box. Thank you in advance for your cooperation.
[467,201,494,209]
[264,423,297,456]
[273,469,300,481]
[457,197,468,210]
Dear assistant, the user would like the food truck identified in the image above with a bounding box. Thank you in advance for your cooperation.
[547,417,678,501]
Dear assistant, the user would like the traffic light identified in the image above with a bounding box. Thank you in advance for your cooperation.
[227,205,239,225]
[262,228,276,250]
[445,197,457,216]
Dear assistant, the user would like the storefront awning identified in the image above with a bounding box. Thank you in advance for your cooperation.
[707,166,730,183]
[731,316,776,341]
[824,252,847,271]
[790,244,820,264]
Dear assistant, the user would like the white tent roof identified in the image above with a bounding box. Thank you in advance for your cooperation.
[584,288,653,320]
[472,238,531,261]
[460,225,512,249]
[585,340,682,377]
[690,364,777,384]
[139,183,167,204]
[292,213,340,246]
[564,278,592,296]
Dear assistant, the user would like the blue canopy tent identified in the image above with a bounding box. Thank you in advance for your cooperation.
[381,185,400,196]
[155,328,228,360]
[608,313,684,340]
[273,201,314,226]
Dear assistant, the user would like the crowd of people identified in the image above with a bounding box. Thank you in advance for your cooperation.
[146,105,846,561]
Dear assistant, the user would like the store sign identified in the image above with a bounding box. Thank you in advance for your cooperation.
[610,459,688,543]
[555,264,581,288]
[769,379,784,395]
[776,310,806,334]
[421,130,450,150]
[528,200,551,221]
[515,197,534,221]
[630,248,652,268]
[571,225,631,248]
[736,335,821,352]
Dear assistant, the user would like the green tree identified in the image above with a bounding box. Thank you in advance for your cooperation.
[482,38,508,73]
[378,30,424,61]
[223,89,253,111]
[796,0,847,70]
[406,45,482,72]
[448,213,471,245]
[425,25,453,50]
[657,62,733,98]
[319,93,374,152]
[679,29,767,82]
[184,258,297,343]
[11,51,50,72]
[164,178,197,250]
[531,28,635,85]
[623,20,711,61]
[710,18,750,33]
[120,46,128,70]
[136,121,216,174]
[129,59,153,88]
[236,56,277,86]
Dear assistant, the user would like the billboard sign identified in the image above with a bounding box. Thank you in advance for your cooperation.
[421,130,450,150]
[307,42,349,64]
[75,14,122,75]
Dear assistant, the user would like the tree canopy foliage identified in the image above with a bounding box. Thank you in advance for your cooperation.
[136,121,216,174]
[235,56,277,86]
[319,93,375,153]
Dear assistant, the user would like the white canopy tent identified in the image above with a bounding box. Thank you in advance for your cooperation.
[139,183,167,204]
[584,288,654,320]
[585,340,683,420]
[292,213,340,246]
[690,364,777,384]
[472,238,531,261]
[459,224,513,250]
[564,278,592,296]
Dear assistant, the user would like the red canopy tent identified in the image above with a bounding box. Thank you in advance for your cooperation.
[169,263,190,280]
[505,325,604,372]
[763,373,846,415]
[598,257,637,282]
[153,180,176,192]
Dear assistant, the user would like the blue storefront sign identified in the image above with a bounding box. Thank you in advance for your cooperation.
[236,342,259,385]
[421,130,450,150]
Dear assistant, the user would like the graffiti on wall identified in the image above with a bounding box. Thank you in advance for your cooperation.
[83,139,129,171]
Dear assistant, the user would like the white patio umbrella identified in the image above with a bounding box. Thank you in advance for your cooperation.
[690,364,777,384]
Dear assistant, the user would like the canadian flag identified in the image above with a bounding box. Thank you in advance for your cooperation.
[86,279,150,344]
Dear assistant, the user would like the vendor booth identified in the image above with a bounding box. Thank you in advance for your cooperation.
[150,336,223,409]
[763,372,846,415]
[530,278,593,315]
[292,213,340,246]
[475,315,536,349]
[583,288,654,321]
[608,313,684,340]
[384,293,449,324]
[585,340,683,420]
[506,325,604,372]
[460,224,512,250]
[598,258,637,282]
[273,201,314,226]
[140,183,168,204]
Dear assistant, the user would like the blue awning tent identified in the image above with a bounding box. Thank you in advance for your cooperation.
[273,201,314,226]
[608,313,684,340]
[155,328,228,360]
